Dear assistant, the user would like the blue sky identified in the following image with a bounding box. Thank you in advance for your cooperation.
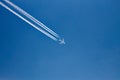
[0,0,120,80]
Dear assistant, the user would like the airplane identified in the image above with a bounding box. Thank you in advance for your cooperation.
[59,38,65,44]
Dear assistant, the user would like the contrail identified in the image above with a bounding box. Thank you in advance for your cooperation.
[0,0,65,44]
[4,0,59,38]
[0,1,58,41]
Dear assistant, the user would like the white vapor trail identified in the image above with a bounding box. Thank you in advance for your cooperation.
[4,0,59,38]
[0,1,58,41]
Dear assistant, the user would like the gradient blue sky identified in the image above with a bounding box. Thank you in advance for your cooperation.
[0,0,120,80]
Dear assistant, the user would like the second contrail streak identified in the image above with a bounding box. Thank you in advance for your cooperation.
[4,0,59,38]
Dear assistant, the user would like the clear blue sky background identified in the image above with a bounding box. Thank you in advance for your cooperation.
[0,0,120,80]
